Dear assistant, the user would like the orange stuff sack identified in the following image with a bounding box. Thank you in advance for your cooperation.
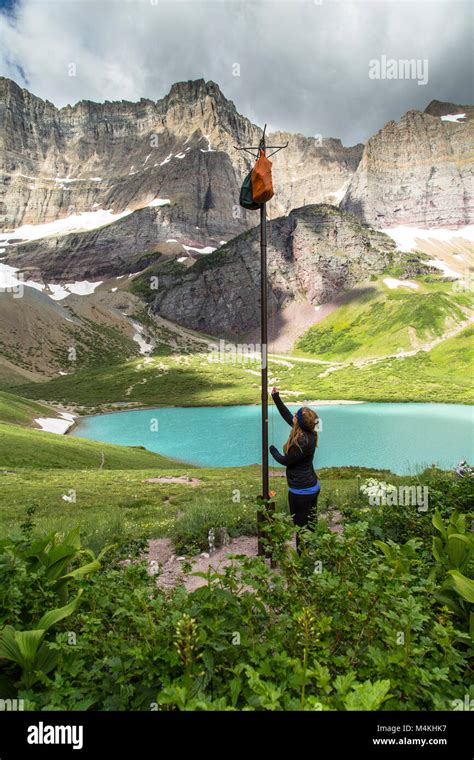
[251,149,274,203]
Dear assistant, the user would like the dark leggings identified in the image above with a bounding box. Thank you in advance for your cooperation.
[288,490,319,553]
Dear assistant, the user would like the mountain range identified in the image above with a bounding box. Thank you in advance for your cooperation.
[0,76,473,388]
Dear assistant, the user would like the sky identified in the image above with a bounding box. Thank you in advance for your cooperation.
[0,0,472,145]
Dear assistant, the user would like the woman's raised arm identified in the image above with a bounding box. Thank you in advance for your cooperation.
[271,388,294,426]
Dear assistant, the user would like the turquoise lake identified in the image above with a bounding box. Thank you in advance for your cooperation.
[71,402,474,474]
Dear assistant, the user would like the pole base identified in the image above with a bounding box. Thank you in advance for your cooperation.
[256,498,275,563]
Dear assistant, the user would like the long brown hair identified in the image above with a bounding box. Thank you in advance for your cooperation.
[283,407,319,453]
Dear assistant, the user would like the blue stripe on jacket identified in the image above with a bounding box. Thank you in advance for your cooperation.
[288,481,321,496]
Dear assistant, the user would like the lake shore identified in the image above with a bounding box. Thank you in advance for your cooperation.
[65,399,366,434]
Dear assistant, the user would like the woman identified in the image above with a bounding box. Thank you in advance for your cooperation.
[269,387,320,553]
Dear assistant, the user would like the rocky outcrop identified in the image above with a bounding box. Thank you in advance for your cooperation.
[145,205,399,336]
[0,76,362,239]
[341,101,474,228]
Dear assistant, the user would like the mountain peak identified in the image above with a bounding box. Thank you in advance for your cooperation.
[165,78,225,104]
[424,99,473,118]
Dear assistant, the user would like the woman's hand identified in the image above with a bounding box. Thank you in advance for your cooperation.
[271,386,279,395]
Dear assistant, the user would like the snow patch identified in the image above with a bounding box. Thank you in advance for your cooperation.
[440,113,466,123]
[0,264,103,300]
[426,259,460,278]
[48,280,103,301]
[67,280,103,296]
[175,152,186,159]
[47,284,70,301]
[381,225,474,252]
[130,320,154,355]
[182,244,216,254]
[200,135,215,153]
[0,208,133,243]
[148,198,170,207]
[160,153,173,166]
[383,277,420,290]
[50,176,102,183]
[328,180,350,204]
[0,263,45,292]
[177,256,188,263]
[166,238,178,243]
[34,412,76,434]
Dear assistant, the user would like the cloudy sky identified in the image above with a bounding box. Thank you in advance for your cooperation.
[0,0,472,145]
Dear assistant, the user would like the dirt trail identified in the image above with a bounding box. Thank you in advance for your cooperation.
[143,476,202,486]
[145,509,344,592]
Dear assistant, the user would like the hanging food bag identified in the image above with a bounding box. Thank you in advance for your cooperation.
[239,169,261,210]
[251,148,274,204]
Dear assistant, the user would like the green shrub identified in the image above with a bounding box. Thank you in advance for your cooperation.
[170,496,258,554]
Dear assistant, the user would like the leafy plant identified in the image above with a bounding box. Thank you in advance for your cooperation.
[0,511,114,693]
[0,592,83,687]
[431,508,473,638]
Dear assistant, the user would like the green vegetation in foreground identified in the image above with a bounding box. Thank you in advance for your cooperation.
[0,422,183,470]
[9,322,474,406]
[0,467,472,710]
[0,390,53,427]
[295,279,473,361]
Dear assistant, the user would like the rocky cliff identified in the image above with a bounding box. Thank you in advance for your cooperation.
[0,76,362,241]
[341,101,474,228]
[142,205,400,337]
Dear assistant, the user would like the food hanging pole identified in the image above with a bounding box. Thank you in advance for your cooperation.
[260,196,269,511]
[235,126,288,556]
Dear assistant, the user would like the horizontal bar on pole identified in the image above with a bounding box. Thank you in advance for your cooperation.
[234,144,288,151]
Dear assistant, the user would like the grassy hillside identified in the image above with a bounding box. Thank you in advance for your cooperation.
[0,462,420,551]
[296,279,473,361]
[11,351,260,407]
[292,323,474,403]
[0,421,184,470]
[9,323,474,406]
[0,390,54,426]
[0,464,256,547]
[0,287,139,379]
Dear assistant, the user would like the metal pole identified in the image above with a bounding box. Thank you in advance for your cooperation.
[261,201,269,502]
[258,201,269,557]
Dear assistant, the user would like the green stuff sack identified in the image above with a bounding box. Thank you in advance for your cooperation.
[239,169,261,210]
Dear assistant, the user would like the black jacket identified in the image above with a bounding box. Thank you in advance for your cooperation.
[269,393,318,489]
